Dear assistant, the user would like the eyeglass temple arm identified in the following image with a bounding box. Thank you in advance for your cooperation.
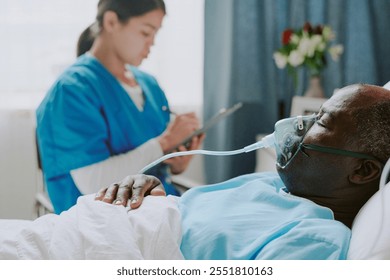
[300,143,379,161]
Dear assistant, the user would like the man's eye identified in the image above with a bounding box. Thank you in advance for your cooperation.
[316,121,326,127]
[315,117,328,128]
[314,113,327,127]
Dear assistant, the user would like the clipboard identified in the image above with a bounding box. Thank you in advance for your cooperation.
[170,102,243,151]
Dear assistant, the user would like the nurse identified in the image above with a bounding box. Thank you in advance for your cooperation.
[36,0,203,214]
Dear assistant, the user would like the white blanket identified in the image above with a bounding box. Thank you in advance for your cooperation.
[0,195,184,260]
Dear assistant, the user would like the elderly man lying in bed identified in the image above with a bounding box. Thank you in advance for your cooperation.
[1,83,389,260]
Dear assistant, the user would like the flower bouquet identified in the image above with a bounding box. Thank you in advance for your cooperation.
[273,22,343,85]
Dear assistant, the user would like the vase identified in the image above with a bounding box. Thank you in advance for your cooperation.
[304,76,325,98]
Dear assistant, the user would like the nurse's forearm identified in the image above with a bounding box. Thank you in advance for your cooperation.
[70,139,164,194]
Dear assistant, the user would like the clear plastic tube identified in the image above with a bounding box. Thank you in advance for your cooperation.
[139,133,275,174]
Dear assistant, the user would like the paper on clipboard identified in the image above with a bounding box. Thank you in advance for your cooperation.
[170,102,243,151]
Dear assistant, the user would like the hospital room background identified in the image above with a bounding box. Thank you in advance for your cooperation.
[0,0,389,220]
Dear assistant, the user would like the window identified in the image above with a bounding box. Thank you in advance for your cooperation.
[0,0,204,107]
[142,0,204,107]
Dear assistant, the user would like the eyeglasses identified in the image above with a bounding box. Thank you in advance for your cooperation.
[299,143,381,162]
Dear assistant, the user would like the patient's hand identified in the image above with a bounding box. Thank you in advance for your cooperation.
[94,174,166,209]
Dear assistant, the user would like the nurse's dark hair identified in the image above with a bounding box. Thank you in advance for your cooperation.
[76,24,95,57]
[76,0,166,57]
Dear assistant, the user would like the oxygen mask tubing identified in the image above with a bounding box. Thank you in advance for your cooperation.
[139,115,319,174]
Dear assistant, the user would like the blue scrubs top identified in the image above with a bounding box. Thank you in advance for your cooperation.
[36,54,178,214]
[179,172,351,260]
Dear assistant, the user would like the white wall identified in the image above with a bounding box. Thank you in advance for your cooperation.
[0,0,204,107]
[0,107,40,219]
[0,0,98,96]
[141,0,204,107]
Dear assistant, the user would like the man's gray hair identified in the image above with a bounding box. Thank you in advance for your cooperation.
[354,88,390,164]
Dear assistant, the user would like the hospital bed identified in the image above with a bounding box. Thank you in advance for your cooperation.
[0,158,389,260]
[4,83,390,260]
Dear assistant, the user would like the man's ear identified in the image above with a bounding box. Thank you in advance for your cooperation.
[349,159,382,184]
[102,11,120,33]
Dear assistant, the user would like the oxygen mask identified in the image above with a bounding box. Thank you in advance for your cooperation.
[273,115,317,168]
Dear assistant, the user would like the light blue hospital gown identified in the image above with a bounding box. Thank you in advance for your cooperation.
[36,54,177,214]
[178,172,351,260]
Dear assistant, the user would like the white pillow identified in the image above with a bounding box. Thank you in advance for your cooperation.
[349,83,390,259]
[347,181,390,259]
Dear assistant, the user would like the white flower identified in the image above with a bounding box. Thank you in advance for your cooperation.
[273,52,288,69]
[311,35,325,52]
[298,36,314,57]
[322,26,335,41]
[317,41,326,52]
[288,50,305,67]
[329,44,344,61]
[290,34,300,44]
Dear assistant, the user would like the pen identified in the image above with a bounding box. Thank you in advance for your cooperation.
[162,105,177,116]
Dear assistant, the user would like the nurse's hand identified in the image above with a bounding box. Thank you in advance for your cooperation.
[94,174,166,209]
[165,133,205,174]
[158,112,200,153]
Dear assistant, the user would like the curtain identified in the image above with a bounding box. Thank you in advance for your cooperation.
[203,0,390,184]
